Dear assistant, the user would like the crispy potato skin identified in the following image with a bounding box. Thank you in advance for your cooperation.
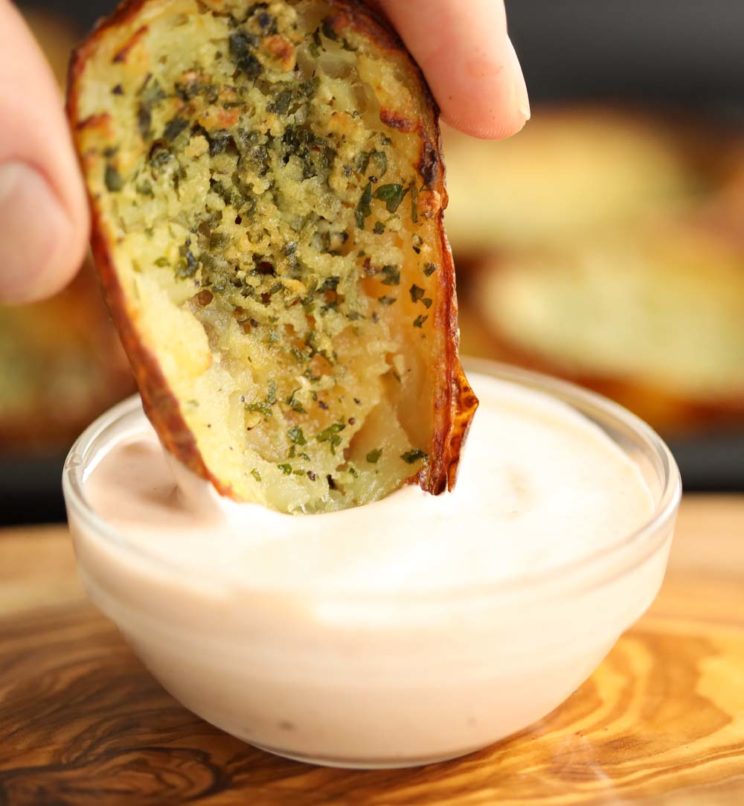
[68,0,477,504]
[89,218,227,491]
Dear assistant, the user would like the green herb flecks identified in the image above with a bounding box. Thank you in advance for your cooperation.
[282,125,335,181]
[413,314,428,328]
[286,389,306,413]
[245,381,278,418]
[287,426,307,446]
[355,182,373,228]
[176,241,198,278]
[229,31,263,80]
[321,17,338,41]
[317,421,346,454]
[374,183,408,213]
[380,265,400,286]
[356,149,388,178]
[366,448,383,464]
[136,75,165,140]
[401,449,427,464]
[409,284,425,303]
[104,164,124,192]
[309,28,323,57]
[163,116,189,142]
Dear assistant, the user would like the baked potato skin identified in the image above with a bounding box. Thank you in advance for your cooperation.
[464,235,744,435]
[68,0,476,510]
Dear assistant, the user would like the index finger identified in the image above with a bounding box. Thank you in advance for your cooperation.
[373,0,530,139]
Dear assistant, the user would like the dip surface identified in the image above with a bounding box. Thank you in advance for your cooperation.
[84,372,654,592]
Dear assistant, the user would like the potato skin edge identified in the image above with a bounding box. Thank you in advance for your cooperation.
[67,0,477,502]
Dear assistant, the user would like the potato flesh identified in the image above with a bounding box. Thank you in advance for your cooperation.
[76,0,449,512]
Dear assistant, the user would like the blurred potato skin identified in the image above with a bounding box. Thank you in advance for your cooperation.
[447,104,744,435]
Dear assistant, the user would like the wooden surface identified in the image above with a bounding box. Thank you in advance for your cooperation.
[1,497,743,805]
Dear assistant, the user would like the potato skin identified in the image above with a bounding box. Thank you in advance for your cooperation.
[68,0,477,503]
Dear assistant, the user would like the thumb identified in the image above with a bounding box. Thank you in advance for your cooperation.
[0,0,89,304]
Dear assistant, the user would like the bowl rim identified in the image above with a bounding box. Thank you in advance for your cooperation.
[62,360,682,601]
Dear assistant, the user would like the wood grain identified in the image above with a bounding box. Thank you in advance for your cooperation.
[1,497,743,805]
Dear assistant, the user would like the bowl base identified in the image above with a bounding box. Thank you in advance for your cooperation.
[249,740,482,770]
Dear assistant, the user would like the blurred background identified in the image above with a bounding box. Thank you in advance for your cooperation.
[2,0,743,523]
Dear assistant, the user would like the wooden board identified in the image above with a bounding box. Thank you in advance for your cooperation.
[1,496,743,804]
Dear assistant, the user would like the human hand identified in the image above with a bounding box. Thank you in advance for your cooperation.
[0,0,89,304]
[369,0,530,138]
[0,0,527,305]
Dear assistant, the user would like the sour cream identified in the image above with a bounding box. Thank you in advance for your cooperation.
[84,373,654,591]
[67,370,675,767]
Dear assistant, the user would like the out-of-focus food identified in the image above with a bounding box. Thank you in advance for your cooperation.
[0,261,135,451]
[443,108,709,256]
[470,222,744,432]
[0,10,135,454]
[446,105,744,434]
[21,8,78,84]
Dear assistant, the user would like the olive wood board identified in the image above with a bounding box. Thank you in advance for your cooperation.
[1,495,743,804]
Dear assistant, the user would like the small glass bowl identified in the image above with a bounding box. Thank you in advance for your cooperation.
[63,361,681,769]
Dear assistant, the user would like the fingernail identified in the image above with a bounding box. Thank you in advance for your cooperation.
[0,161,68,304]
[506,37,531,122]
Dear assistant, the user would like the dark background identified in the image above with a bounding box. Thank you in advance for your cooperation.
[19,0,744,106]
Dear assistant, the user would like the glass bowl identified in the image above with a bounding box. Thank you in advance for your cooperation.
[63,361,681,769]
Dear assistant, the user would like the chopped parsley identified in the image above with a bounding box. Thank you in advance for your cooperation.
[229,31,263,79]
[317,421,346,454]
[287,426,306,446]
[401,449,427,464]
[104,164,123,192]
[245,381,277,417]
[355,182,373,228]
[163,116,189,142]
[374,183,408,213]
[366,448,383,464]
[409,284,425,303]
[380,265,400,286]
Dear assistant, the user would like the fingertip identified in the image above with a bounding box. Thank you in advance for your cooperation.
[441,102,530,141]
[429,33,530,141]
[376,0,530,141]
